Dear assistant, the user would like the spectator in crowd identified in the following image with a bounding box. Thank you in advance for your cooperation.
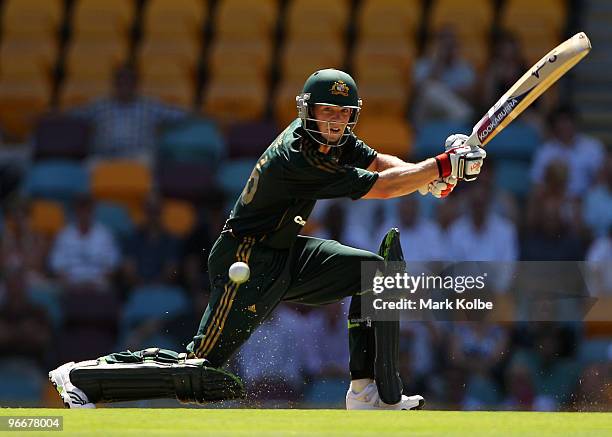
[412,27,476,124]
[527,159,584,236]
[380,195,445,262]
[50,195,121,291]
[447,169,518,292]
[450,322,509,410]
[307,302,350,379]
[71,65,188,162]
[586,225,612,295]
[1,199,52,287]
[509,326,581,411]
[481,32,527,110]
[0,265,52,366]
[583,151,612,238]
[530,105,605,198]
[122,196,181,288]
[479,31,543,129]
[520,186,584,261]
[502,353,536,410]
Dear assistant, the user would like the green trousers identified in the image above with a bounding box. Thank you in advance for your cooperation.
[185,233,382,379]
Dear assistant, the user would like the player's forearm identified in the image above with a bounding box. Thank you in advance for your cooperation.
[364,158,439,199]
[368,153,409,172]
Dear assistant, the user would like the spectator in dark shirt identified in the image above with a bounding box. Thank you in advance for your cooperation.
[123,197,180,287]
[0,265,52,366]
[72,65,187,162]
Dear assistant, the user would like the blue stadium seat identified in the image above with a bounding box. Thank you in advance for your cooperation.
[28,285,63,330]
[303,378,349,406]
[579,339,611,366]
[217,158,257,199]
[0,358,44,405]
[494,159,531,197]
[23,160,89,201]
[157,117,225,165]
[484,121,541,161]
[413,120,470,159]
[94,201,134,240]
[33,115,92,161]
[122,284,189,332]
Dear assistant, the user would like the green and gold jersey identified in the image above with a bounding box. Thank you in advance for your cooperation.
[223,119,379,248]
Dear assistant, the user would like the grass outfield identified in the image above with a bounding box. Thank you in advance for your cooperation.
[0,409,610,436]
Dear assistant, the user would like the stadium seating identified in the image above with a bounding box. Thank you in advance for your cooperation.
[429,0,493,42]
[2,0,63,38]
[157,117,226,164]
[143,0,206,40]
[501,0,567,64]
[413,120,470,159]
[161,199,197,237]
[285,0,350,41]
[428,0,494,70]
[280,38,346,84]
[139,0,205,108]
[33,115,92,161]
[57,288,121,362]
[208,39,273,83]
[217,158,257,199]
[273,80,304,128]
[494,159,531,197]
[358,0,422,42]
[71,0,135,40]
[0,79,50,141]
[24,160,90,202]
[28,285,64,330]
[158,162,223,203]
[94,201,135,240]
[0,359,45,406]
[484,121,541,161]
[215,0,278,41]
[28,200,66,236]
[356,116,413,158]
[90,160,152,216]
[226,120,279,158]
[203,79,269,122]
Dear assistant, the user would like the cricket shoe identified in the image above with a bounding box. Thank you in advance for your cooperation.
[346,382,424,410]
[49,362,96,408]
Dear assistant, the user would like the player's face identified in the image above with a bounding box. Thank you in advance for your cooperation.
[312,104,352,143]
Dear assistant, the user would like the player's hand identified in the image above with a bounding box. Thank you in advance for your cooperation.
[444,134,469,151]
[435,140,486,181]
[427,176,458,198]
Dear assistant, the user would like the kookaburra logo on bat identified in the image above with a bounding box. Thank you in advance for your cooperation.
[532,54,558,79]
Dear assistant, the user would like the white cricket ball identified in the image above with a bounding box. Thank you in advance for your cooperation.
[229,261,250,284]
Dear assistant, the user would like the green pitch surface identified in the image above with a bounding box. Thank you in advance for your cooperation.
[0,409,610,436]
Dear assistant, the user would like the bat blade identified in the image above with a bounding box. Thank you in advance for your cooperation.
[464,32,591,149]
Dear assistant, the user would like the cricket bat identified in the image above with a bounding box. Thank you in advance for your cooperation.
[421,31,591,192]
[464,31,591,149]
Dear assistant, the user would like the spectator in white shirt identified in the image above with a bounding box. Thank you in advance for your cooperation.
[50,195,120,291]
[412,27,476,124]
[448,175,518,292]
[381,195,446,262]
[583,151,612,238]
[530,105,604,198]
[586,226,612,296]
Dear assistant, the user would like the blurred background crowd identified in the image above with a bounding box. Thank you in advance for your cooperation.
[0,0,610,410]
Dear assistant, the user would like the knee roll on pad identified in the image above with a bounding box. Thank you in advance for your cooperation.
[69,348,245,404]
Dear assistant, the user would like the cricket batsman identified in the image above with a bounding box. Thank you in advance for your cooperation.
[49,69,486,410]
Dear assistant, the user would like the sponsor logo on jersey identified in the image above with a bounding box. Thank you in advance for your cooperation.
[294,216,306,226]
[330,80,350,96]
